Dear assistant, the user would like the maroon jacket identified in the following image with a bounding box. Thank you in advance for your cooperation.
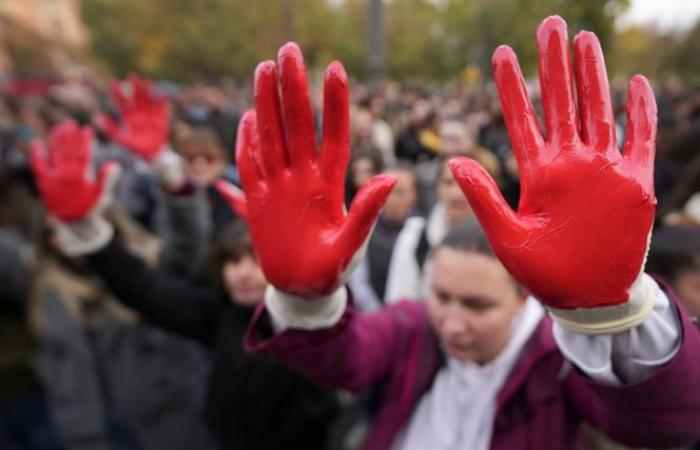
[245,289,700,450]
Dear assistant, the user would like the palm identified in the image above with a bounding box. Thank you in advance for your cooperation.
[450,17,656,308]
[108,74,168,160]
[30,121,107,222]
[235,43,395,297]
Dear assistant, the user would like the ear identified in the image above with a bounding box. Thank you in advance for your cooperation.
[515,283,529,303]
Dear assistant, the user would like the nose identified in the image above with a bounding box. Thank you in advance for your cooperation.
[441,304,470,338]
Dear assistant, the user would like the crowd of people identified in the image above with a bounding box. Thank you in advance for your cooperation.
[1,18,700,450]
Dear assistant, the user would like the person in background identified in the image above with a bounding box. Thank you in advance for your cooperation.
[349,163,418,311]
[394,99,435,163]
[345,150,384,208]
[416,119,501,214]
[647,225,700,321]
[384,158,472,303]
[30,109,340,450]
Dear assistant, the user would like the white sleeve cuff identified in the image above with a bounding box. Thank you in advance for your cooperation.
[56,215,114,257]
[152,148,185,191]
[265,285,347,331]
[553,275,681,385]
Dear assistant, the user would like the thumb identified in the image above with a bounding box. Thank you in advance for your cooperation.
[448,157,523,244]
[96,113,120,140]
[215,179,249,220]
[337,173,396,253]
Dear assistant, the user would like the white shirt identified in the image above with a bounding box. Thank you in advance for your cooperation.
[384,203,447,303]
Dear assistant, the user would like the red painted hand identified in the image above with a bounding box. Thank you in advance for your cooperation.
[449,16,657,310]
[30,120,119,222]
[99,74,169,161]
[232,43,395,298]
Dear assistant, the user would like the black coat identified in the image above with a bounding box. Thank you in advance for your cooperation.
[88,238,338,450]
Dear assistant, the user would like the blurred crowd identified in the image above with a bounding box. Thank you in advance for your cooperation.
[0,71,699,450]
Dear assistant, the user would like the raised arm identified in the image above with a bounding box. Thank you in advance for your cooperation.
[219,43,406,389]
[449,15,700,445]
[30,120,222,345]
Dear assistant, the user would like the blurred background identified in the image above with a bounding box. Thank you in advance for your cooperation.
[1,1,700,450]
[0,0,699,82]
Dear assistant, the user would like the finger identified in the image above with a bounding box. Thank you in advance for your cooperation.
[235,110,266,196]
[492,45,544,179]
[96,113,120,140]
[319,61,350,182]
[448,157,523,246]
[255,60,288,175]
[537,15,578,145]
[277,42,317,167]
[111,79,130,112]
[337,174,396,254]
[49,120,78,167]
[214,179,249,220]
[77,125,95,171]
[573,31,616,154]
[130,73,153,108]
[622,75,657,190]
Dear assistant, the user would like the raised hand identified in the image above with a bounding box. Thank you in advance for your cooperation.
[449,16,657,327]
[99,73,169,161]
[30,120,119,222]
[233,43,395,298]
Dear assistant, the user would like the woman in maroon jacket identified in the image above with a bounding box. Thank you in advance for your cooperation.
[219,15,700,450]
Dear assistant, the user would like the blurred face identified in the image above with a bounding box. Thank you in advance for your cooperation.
[383,169,417,223]
[222,255,267,308]
[437,163,472,227]
[351,157,377,189]
[352,109,373,141]
[673,270,700,318]
[439,122,469,157]
[427,247,525,365]
[180,141,225,187]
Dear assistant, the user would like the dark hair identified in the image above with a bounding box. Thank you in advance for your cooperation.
[211,219,254,265]
[209,219,255,290]
[435,218,494,257]
[647,226,700,282]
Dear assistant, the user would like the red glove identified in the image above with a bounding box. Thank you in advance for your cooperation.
[30,120,119,223]
[99,74,169,161]
[230,43,395,298]
[449,17,656,323]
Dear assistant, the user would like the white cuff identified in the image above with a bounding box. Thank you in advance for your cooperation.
[152,148,185,191]
[553,276,681,385]
[548,273,657,335]
[55,215,114,257]
[265,285,347,330]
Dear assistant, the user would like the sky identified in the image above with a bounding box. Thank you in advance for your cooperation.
[616,0,700,31]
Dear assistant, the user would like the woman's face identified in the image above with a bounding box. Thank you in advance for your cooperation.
[179,141,225,187]
[222,254,267,308]
[427,247,525,365]
[382,168,417,223]
[351,157,377,189]
[437,164,472,227]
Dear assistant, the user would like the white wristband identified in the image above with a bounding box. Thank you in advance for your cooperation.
[56,215,114,257]
[265,285,347,330]
[152,148,185,191]
[548,273,657,335]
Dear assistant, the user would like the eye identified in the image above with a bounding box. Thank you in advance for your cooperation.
[434,290,450,304]
[460,298,494,313]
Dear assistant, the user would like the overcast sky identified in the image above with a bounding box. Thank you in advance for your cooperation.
[616,0,700,31]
